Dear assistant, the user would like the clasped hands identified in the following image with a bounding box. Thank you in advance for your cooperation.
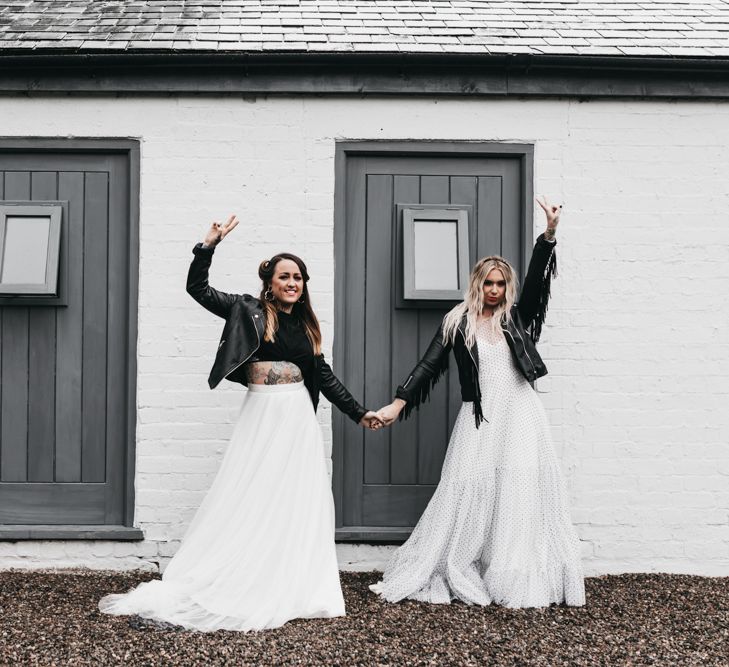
[359,398,407,431]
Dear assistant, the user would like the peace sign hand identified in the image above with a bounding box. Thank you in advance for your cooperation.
[536,195,562,241]
[203,214,240,247]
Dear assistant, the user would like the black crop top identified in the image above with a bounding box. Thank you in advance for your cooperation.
[247,310,314,377]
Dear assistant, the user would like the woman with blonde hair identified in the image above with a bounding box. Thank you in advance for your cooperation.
[99,215,383,632]
[371,197,585,608]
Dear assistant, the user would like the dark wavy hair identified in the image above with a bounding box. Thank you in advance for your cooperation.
[258,253,322,355]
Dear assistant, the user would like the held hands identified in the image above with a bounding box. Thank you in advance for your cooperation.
[536,195,562,242]
[360,411,385,431]
[203,214,239,247]
[360,398,407,430]
[375,398,407,427]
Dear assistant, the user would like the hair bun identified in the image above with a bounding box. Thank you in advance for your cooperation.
[258,259,272,279]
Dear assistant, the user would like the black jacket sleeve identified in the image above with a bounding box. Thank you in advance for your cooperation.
[394,322,451,420]
[318,357,368,424]
[186,243,238,320]
[516,233,558,343]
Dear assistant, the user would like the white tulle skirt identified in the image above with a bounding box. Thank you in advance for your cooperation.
[98,381,345,632]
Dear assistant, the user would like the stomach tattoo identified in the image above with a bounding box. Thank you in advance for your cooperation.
[245,361,303,385]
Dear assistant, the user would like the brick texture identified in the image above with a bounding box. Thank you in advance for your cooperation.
[0,95,726,576]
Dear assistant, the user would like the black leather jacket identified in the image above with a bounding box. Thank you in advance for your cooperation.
[395,233,558,428]
[186,243,368,424]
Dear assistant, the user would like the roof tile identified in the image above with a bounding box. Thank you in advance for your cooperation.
[0,0,727,57]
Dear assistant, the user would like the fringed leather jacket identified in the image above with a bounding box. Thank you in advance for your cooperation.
[395,233,558,428]
[186,242,368,424]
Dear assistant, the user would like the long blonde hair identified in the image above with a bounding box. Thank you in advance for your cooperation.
[442,255,518,348]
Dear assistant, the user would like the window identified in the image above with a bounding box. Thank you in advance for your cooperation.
[0,202,64,303]
[401,205,470,301]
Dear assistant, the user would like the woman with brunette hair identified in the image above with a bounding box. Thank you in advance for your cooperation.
[370,197,585,608]
[99,215,382,632]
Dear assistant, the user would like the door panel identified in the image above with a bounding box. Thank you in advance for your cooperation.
[0,151,135,527]
[335,146,531,540]
[389,175,420,486]
[56,171,85,482]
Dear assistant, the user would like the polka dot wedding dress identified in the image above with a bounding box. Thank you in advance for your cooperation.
[371,319,585,608]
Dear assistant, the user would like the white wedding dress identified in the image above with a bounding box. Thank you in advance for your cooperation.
[99,382,345,632]
[372,320,585,608]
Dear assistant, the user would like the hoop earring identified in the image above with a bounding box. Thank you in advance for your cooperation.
[264,288,274,302]
[298,296,305,304]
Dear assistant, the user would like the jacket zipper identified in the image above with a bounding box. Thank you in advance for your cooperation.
[506,325,536,376]
[223,314,261,380]
[460,327,481,405]
[459,324,479,371]
[466,344,478,372]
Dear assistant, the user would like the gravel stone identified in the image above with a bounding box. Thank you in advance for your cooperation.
[0,569,727,666]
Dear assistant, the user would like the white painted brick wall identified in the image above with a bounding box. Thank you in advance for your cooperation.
[0,96,727,576]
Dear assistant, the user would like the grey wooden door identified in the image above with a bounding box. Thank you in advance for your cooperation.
[334,142,532,541]
[0,141,141,538]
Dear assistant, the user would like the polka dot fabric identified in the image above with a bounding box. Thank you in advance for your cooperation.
[371,319,585,608]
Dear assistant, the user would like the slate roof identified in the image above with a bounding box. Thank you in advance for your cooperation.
[1,0,728,58]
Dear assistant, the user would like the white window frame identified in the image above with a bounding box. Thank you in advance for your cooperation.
[401,205,470,301]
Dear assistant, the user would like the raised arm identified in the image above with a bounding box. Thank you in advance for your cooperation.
[516,196,561,342]
[186,215,240,319]
[377,322,452,425]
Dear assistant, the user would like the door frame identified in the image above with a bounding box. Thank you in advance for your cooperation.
[332,140,534,541]
[0,137,141,540]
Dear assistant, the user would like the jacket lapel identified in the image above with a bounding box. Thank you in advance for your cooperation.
[250,303,265,339]
[457,313,479,371]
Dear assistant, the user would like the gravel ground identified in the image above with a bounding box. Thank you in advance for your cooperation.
[0,569,727,666]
